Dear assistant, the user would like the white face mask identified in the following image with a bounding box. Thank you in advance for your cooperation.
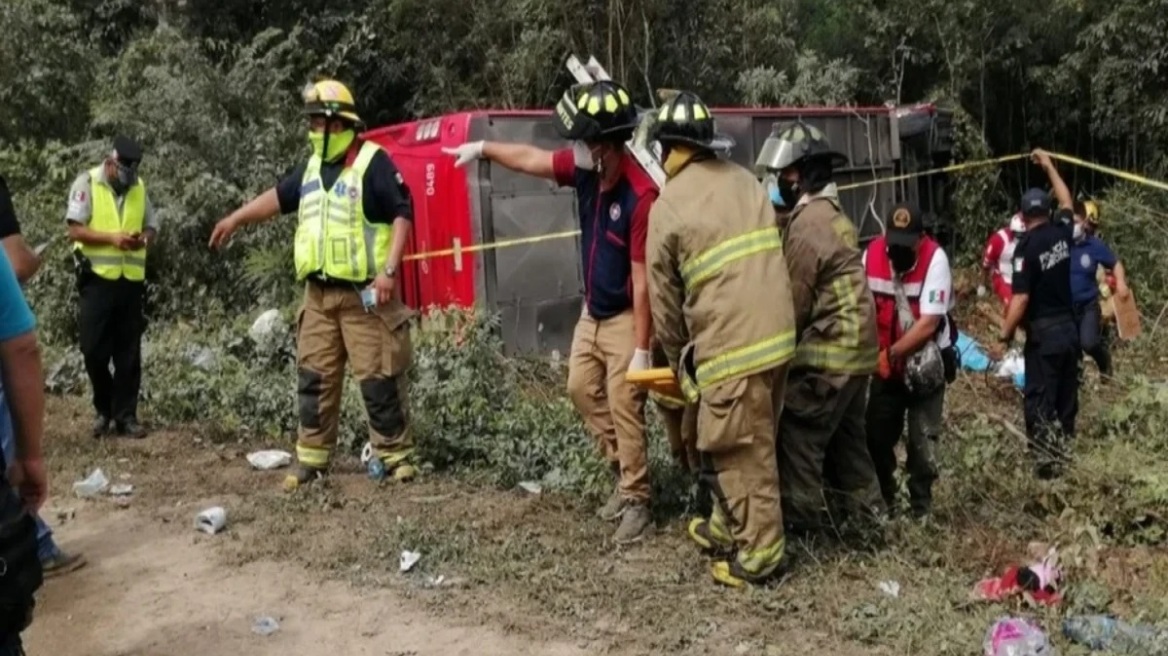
[1073,223,1084,241]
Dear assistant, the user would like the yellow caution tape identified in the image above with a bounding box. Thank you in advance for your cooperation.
[836,154,1028,191]
[1047,151,1168,193]
[403,229,582,262]
[401,152,1168,263]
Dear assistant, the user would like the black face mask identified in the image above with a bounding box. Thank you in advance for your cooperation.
[777,177,801,207]
[887,245,917,273]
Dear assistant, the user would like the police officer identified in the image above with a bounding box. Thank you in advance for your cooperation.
[0,249,48,654]
[443,81,657,544]
[66,136,158,439]
[210,79,419,489]
[755,121,883,532]
[999,149,1079,479]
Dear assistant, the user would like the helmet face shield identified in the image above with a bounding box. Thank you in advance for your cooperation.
[754,136,800,176]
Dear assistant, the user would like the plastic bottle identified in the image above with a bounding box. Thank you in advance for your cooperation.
[366,456,386,481]
[1062,615,1167,654]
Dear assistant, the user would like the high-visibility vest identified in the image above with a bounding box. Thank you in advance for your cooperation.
[74,166,147,281]
[293,141,393,283]
[865,234,941,354]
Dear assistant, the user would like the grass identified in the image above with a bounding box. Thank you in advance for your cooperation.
[35,292,1168,656]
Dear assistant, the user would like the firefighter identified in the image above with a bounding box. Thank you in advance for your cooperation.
[646,90,796,587]
[864,203,955,518]
[1070,200,1128,379]
[980,213,1027,308]
[65,136,157,439]
[999,150,1080,479]
[209,79,418,489]
[443,81,656,544]
[754,121,884,532]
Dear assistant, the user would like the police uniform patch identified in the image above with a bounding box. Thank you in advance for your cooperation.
[1014,257,1025,272]
[1080,253,1092,269]
[609,203,621,222]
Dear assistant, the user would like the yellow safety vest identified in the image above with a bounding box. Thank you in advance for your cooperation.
[294,141,393,282]
[74,166,148,281]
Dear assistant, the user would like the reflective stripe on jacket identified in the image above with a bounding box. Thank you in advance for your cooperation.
[294,141,393,282]
[647,158,797,403]
[782,193,878,375]
[74,165,147,281]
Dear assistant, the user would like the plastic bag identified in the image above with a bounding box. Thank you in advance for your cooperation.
[984,616,1058,656]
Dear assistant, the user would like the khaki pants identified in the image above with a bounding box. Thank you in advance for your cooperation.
[295,281,415,470]
[567,310,649,502]
[780,372,883,530]
[697,367,786,559]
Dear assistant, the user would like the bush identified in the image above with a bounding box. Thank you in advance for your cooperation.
[42,306,697,506]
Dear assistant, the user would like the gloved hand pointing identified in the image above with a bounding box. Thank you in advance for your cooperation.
[442,141,485,168]
[628,348,652,373]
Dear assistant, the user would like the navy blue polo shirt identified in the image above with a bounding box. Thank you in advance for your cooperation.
[1070,236,1117,305]
[553,149,655,320]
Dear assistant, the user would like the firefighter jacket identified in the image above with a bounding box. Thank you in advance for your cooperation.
[782,187,878,375]
[647,158,797,402]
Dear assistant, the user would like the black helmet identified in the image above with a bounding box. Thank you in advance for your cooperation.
[554,80,639,142]
[649,91,734,153]
[753,120,848,176]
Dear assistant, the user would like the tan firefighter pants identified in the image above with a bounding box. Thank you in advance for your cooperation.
[567,309,649,502]
[295,281,415,470]
[651,344,698,472]
[697,366,787,561]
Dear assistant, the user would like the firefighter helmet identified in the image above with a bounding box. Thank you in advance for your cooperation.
[753,120,848,176]
[649,90,734,152]
[1083,199,1100,226]
[303,79,362,125]
[554,80,639,142]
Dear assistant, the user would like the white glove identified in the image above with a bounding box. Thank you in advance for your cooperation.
[976,285,987,298]
[442,141,485,168]
[628,348,652,373]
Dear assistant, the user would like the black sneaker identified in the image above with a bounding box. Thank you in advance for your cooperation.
[92,415,111,438]
[116,418,147,439]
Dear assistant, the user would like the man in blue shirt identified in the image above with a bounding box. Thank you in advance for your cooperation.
[0,177,85,578]
[0,246,49,655]
[1070,200,1129,379]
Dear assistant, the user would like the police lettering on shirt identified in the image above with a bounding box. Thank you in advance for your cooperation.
[1038,239,1069,271]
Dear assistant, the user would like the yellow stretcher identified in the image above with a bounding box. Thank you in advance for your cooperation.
[625,367,683,398]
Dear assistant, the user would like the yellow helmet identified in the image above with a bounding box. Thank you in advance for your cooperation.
[1083,199,1100,226]
[302,79,362,125]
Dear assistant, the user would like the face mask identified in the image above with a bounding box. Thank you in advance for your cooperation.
[1073,223,1084,241]
[887,245,917,273]
[777,177,801,208]
[763,174,784,207]
[112,160,138,193]
[309,129,356,162]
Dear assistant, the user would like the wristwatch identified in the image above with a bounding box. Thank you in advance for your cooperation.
[384,263,397,278]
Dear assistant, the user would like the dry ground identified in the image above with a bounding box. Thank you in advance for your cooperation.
[20,304,1168,655]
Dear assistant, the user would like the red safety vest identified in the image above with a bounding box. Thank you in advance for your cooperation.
[865,235,941,354]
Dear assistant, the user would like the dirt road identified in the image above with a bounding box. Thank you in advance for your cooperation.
[23,508,589,656]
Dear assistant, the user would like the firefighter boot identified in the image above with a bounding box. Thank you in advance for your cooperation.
[687,505,734,555]
[711,537,787,588]
[283,465,326,491]
[613,502,653,544]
